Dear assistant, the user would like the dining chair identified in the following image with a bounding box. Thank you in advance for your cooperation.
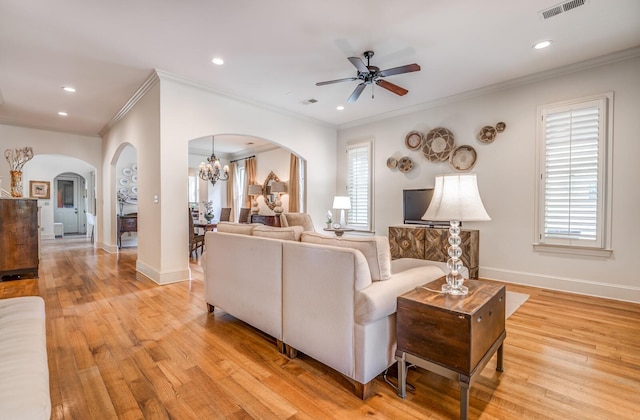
[189,208,205,257]
[238,207,250,223]
[220,207,232,222]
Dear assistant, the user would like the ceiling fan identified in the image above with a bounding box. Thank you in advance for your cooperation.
[316,50,420,103]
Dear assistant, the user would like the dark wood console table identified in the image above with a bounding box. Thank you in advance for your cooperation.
[117,214,137,249]
[250,214,281,227]
[389,225,480,278]
[0,198,39,278]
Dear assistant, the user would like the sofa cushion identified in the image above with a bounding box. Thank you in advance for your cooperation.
[280,213,315,232]
[300,232,392,281]
[252,225,304,241]
[216,222,256,235]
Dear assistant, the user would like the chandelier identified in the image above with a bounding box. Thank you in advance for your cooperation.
[198,136,229,187]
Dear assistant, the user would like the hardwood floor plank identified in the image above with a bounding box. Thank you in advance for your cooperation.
[12,236,638,419]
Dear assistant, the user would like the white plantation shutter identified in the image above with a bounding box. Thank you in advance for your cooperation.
[346,141,372,230]
[537,95,610,250]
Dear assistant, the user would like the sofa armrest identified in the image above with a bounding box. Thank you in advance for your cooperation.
[355,264,445,325]
[390,257,469,279]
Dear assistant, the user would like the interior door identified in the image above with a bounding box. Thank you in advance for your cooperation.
[55,177,79,233]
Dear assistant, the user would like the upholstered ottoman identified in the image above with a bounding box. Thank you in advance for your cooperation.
[0,296,51,419]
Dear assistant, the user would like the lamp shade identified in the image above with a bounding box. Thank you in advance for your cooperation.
[248,184,263,195]
[422,173,491,222]
[332,196,351,210]
[270,181,287,193]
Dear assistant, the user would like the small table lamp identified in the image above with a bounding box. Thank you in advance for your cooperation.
[422,174,490,296]
[270,181,287,215]
[332,196,351,228]
[248,184,263,214]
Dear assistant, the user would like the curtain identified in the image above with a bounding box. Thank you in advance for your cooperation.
[288,153,300,213]
[226,161,236,222]
[245,157,257,209]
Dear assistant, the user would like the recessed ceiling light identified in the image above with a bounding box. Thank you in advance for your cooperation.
[533,40,552,50]
[62,86,76,93]
[57,111,68,117]
[336,105,345,111]
[211,57,224,65]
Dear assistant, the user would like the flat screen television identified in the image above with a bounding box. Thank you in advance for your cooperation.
[402,188,449,227]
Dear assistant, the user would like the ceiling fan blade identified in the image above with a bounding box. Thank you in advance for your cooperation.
[376,79,408,96]
[347,83,366,102]
[316,77,358,86]
[378,63,420,77]
[348,56,369,73]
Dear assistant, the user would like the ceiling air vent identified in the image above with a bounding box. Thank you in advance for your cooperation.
[539,0,588,20]
[300,98,318,105]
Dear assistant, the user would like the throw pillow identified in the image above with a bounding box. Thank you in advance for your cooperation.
[300,232,392,281]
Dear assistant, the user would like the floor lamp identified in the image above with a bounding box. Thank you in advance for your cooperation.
[422,173,490,296]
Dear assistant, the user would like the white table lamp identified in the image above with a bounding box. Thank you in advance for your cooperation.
[422,174,490,296]
[332,196,351,228]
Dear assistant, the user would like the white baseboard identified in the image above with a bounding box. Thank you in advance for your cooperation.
[480,267,640,303]
[136,260,190,285]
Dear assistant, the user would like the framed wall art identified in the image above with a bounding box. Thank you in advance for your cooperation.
[29,180,50,199]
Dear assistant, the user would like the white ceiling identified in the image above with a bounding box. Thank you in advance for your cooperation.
[1,0,639,153]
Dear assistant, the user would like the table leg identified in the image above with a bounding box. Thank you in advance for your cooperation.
[397,353,408,398]
[496,343,504,372]
[460,375,470,420]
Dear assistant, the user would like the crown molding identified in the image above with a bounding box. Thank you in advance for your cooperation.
[99,70,161,137]
[154,69,335,129]
[0,118,100,138]
[339,46,640,131]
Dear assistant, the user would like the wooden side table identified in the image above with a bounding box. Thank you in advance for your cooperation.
[396,278,506,420]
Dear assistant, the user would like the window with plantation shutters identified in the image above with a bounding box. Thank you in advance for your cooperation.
[346,141,372,230]
[535,93,613,255]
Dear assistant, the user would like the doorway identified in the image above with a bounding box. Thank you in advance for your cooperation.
[54,173,87,234]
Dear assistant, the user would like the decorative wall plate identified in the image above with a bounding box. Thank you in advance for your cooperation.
[405,131,424,150]
[398,156,414,173]
[449,145,477,172]
[131,175,138,183]
[131,164,138,172]
[422,127,455,162]
[119,177,130,186]
[386,157,398,169]
[131,186,138,194]
[118,187,128,195]
[126,195,138,204]
[122,168,133,176]
[478,126,497,143]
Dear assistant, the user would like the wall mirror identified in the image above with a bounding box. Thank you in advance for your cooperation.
[262,171,281,210]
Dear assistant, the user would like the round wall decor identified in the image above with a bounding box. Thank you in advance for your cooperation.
[478,126,497,143]
[405,131,424,150]
[398,156,414,173]
[449,145,477,171]
[422,127,455,162]
[386,157,398,169]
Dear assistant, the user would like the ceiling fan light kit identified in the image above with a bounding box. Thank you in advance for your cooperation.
[316,50,420,103]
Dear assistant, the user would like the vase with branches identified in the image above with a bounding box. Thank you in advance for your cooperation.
[4,147,34,197]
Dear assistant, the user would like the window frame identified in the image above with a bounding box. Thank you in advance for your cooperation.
[345,139,373,232]
[534,92,614,257]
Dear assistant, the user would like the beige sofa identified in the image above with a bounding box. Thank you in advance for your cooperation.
[203,223,448,398]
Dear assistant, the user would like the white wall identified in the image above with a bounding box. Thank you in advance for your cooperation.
[0,124,101,239]
[338,55,640,302]
[101,71,336,284]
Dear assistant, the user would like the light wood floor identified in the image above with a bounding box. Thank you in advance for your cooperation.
[2,236,639,419]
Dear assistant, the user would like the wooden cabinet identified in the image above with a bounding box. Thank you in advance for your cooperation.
[389,225,480,278]
[117,214,137,249]
[250,214,281,227]
[396,278,506,419]
[0,199,39,278]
